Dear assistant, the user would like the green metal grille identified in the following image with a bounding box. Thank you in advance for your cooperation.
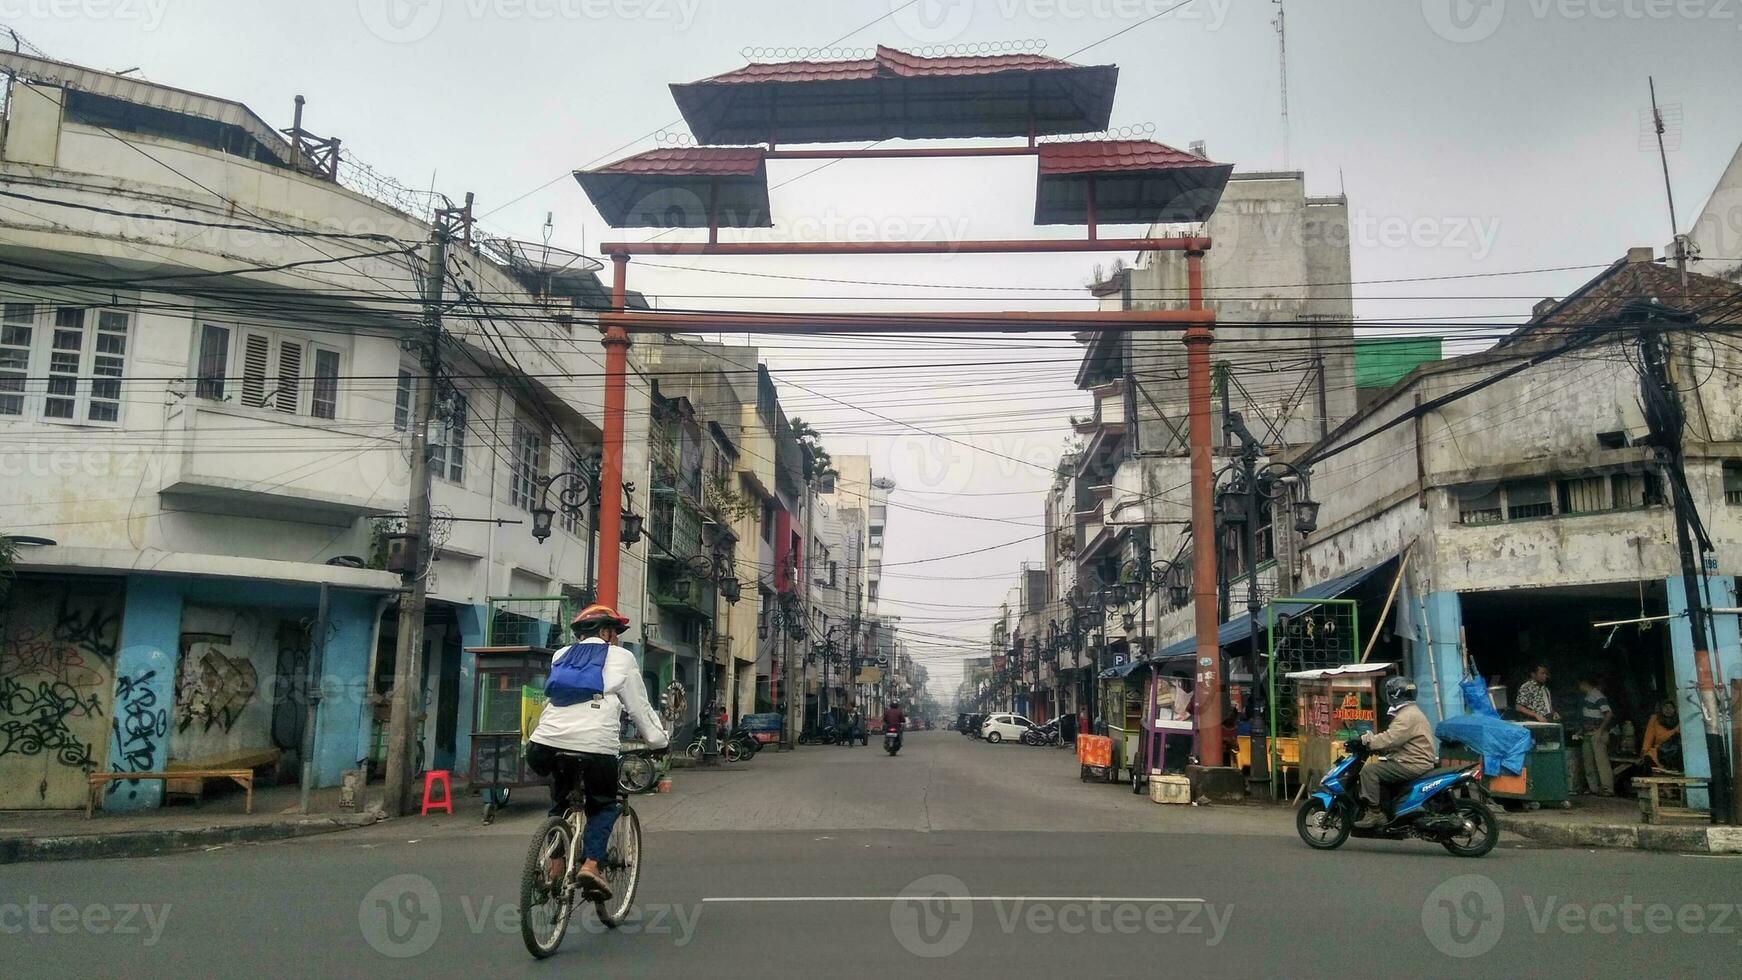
[1267,598,1359,739]
[485,595,576,648]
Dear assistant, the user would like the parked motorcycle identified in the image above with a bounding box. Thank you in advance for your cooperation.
[1021,718,1063,747]
[1296,739,1499,857]
[884,726,903,756]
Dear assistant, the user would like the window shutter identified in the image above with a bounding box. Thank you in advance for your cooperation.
[275,339,303,413]
[241,333,271,408]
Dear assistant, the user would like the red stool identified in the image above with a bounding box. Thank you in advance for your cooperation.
[420,770,453,815]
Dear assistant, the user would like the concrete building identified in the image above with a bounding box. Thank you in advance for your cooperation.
[1687,142,1742,283]
[0,53,651,808]
[1290,248,1742,804]
[1065,170,1356,714]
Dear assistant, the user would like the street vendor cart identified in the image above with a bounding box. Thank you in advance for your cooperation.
[467,645,552,820]
[1439,720,1571,810]
[1286,663,1393,798]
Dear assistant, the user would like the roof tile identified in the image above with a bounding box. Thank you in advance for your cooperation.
[591,147,766,176]
[1037,140,1221,174]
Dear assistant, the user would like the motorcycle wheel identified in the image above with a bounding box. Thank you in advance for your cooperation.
[1296,799,1351,850]
[1441,799,1500,858]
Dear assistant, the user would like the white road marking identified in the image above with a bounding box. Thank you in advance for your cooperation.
[702,896,1206,904]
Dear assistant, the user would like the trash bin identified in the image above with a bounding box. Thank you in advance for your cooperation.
[1441,721,1570,811]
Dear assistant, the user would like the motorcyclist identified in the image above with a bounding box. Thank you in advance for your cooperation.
[1354,677,1439,830]
[881,701,905,732]
[525,604,669,900]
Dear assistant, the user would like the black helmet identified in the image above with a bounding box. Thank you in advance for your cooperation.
[1384,676,1418,711]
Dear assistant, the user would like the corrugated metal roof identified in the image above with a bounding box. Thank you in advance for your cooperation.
[0,50,293,167]
[671,45,1118,144]
[588,146,766,176]
[1037,140,1213,174]
[574,149,771,228]
[1034,142,1232,225]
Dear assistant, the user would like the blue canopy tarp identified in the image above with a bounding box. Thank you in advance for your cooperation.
[1436,713,1532,777]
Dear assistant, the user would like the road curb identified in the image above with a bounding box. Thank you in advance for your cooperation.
[0,812,383,865]
[1496,814,1741,854]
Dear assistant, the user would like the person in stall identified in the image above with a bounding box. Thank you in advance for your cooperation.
[1641,699,1682,774]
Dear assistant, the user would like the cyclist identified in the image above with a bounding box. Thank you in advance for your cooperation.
[525,604,668,900]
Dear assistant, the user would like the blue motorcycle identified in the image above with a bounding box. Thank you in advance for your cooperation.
[1296,739,1499,857]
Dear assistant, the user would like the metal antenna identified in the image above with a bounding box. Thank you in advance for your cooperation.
[1648,76,1688,294]
[1274,0,1290,169]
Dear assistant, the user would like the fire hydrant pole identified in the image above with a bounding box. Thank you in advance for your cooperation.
[597,253,631,608]
[1185,248,1224,767]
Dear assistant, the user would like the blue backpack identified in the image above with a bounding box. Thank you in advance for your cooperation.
[546,642,607,707]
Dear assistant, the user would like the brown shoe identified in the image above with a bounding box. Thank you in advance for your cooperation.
[574,868,613,902]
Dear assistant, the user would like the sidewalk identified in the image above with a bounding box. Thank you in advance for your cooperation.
[0,784,384,864]
[1494,793,1742,854]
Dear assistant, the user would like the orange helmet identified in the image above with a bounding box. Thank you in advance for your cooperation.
[571,603,630,633]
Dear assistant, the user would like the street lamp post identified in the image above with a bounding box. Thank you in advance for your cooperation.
[1216,409,1319,795]
[526,460,646,603]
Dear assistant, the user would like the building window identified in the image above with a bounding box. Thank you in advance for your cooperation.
[1456,486,1503,525]
[1504,480,1552,520]
[869,581,879,603]
[761,503,777,544]
[0,303,34,416]
[395,366,416,431]
[1557,475,1608,515]
[311,348,341,420]
[829,561,839,588]
[1725,462,1742,506]
[510,419,544,511]
[198,325,338,420]
[431,389,467,484]
[196,323,230,401]
[0,304,130,424]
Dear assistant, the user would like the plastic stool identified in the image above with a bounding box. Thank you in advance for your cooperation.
[420,770,453,815]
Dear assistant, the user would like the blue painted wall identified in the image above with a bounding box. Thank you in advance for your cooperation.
[452,603,487,778]
[1665,575,1740,810]
[104,577,184,812]
[103,574,387,810]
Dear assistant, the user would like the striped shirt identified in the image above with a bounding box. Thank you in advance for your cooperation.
[1579,690,1612,733]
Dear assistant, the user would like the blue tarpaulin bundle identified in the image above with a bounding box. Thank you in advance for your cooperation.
[1461,676,1499,717]
[1436,713,1532,777]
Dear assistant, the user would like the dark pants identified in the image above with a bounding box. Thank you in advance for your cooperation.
[525,741,620,862]
[1360,757,1430,807]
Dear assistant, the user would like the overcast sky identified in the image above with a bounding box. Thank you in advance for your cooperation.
[23,1,1742,695]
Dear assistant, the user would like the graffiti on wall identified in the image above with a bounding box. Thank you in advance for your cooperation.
[108,668,169,799]
[0,578,124,807]
[270,621,313,753]
[174,632,260,735]
[0,675,103,766]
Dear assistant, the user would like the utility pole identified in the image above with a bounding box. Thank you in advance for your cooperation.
[1185,250,1226,767]
[1638,305,1732,824]
[385,192,471,817]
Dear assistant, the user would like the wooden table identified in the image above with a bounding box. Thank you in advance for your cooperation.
[1634,775,1709,824]
[87,770,255,818]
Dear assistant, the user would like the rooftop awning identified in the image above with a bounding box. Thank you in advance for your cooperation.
[670,46,1118,145]
[1100,561,1392,679]
[1035,141,1232,225]
[575,147,771,228]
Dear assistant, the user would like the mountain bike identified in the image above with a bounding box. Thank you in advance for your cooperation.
[519,748,656,958]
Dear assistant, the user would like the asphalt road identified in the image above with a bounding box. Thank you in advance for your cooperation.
[7,732,1740,978]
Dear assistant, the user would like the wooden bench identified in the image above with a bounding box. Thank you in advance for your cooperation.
[87,770,254,818]
[1635,775,1709,824]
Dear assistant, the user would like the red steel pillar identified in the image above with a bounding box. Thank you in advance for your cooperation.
[1184,248,1224,766]
[597,252,630,607]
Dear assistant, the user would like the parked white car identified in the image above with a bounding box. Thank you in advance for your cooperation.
[980,713,1035,743]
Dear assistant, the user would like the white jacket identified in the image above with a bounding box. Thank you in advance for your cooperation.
[529,639,669,755]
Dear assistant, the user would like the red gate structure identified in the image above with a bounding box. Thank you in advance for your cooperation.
[574,46,1235,764]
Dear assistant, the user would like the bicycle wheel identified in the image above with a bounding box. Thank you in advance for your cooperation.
[520,816,576,958]
[596,804,642,927]
[684,740,705,761]
[618,754,656,795]
[723,740,744,762]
